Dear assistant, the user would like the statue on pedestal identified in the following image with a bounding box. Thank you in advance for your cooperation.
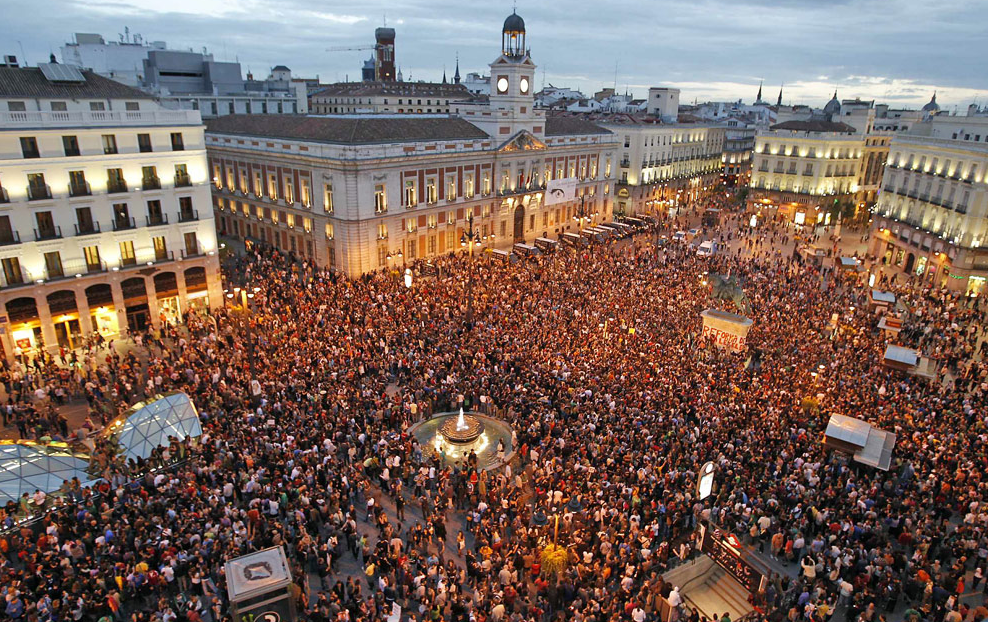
[708,273,751,316]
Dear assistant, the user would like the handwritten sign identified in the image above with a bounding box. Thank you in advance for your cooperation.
[701,324,747,351]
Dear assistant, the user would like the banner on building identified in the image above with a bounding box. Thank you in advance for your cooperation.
[545,177,578,206]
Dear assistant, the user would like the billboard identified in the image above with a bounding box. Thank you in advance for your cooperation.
[545,177,578,205]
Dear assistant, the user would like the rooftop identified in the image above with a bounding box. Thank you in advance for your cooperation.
[769,120,857,133]
[0,66,154,100]
[312,81,471,100]
[206,114,491,145]
[544,116,612,136]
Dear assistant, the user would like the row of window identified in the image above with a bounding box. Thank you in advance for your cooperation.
[17,132,184,159]
[0,232,199,287]
[213,165,312,208]
[214,157,609,216]
[8,164,192,201]
[219,200,314,233]
[6,101,143,113]
[316,98,453,106]
[194,100,291,116]
[757,163,856,177]
[756,145,862,159]
[0,196,197,245]
[624,133,710,149]
[888,153,981,181]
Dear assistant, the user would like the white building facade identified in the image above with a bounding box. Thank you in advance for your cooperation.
[748,120,865,222]
[205,13,619,277]
[870,115,988,294]
[0,65,221,360]
[598,118,725,216]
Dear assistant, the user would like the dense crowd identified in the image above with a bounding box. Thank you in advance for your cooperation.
[1,206,987,622]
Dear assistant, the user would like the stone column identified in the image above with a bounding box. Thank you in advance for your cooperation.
[36,293,58,355]
[175,268,189,319]
[146,277,161,329]
[75,285,94,335]
[111,279,127,336]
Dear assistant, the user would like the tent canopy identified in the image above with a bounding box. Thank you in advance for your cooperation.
[109,392,202,462]
[0,441,97,506]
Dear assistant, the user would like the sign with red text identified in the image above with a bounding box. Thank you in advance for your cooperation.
[700,309,753,353]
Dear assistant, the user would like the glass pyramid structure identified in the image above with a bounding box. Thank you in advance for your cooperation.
[0,441,96,506]
[113,392,202,462]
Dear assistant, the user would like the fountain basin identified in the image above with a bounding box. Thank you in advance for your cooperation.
[439,413,485,444]
[408,411,515,471]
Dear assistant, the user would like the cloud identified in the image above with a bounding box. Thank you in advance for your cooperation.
[2,0,985,108]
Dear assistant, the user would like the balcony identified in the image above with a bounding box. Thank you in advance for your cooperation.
[27,184,52,201]
[112,216,136,231]
[620,159,631,168]
[175,173,193,188]
[107,180,129,194]
[146,214,169,227]
[142,176,161,191]
[181,245,203,259]
[0,265,30,289]
[68,181,91,197]
[33,258,109,281]
[74,222,101,236]
[178,209,199,223]
[34,226,62,241]
[0,231,20,246]
[0,109,202,128]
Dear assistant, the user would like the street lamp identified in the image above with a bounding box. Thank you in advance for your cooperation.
[461,213,483,325]
[573,194,591,231]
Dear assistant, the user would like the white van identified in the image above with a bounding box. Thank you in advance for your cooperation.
[672,231,687,243]
[697,240,718,257]
[513,243,542,257]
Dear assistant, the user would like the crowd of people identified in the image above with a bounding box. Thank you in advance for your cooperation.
[0,203,987,622]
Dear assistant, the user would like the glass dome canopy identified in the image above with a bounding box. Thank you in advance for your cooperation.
[0,441,96,506]
[108,391,203,462]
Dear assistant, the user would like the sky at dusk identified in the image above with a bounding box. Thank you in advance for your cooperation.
[3,0,987,110]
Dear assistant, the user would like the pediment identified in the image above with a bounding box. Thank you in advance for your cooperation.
[497,130,546,152]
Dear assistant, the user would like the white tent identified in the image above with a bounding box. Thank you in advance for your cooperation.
[0,442,97,506]
[110,392,202,462]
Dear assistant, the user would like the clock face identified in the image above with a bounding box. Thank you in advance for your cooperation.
[497,77,509,94]
[520,77,530,94]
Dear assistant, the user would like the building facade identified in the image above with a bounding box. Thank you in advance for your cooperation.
[722,120,756,186]
[60,33,306,118]
[310,82,471,115]
[748,120,865,223]
[870,115,988,294]
[206,12,618,277]
[0,64,221,360]
[597,116,724,216]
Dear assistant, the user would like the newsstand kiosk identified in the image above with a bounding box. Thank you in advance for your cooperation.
[225,546,297,622]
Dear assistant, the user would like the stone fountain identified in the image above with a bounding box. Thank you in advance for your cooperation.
[408,407,514,471]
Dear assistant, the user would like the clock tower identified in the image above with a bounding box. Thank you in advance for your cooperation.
[483,10,543,139]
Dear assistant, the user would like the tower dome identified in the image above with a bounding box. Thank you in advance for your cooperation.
[922,92,940,113]
[502,10,526,58]
[823,90,841,117]
[503,11,525,33]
